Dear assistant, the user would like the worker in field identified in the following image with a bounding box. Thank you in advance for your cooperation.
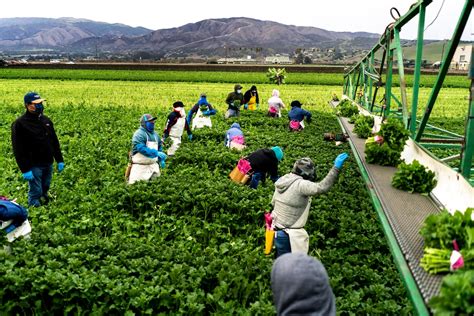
[225,84,244,119]
[127,114,167,184]
[243,85,260,111]
[11,92,65,207]
[224,123,246,150]
[163,101,193,156]
[267,89,286,117]
[246,146,284,189]
[186,93,217,130]
[288,100,312,131]
[270,153,348,257]
[272,253,336,316]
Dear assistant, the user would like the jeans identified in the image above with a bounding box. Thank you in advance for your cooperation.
[249,172,263,189]
[0,202,28,227]
[275,230,292,258]
[28,164,53,207]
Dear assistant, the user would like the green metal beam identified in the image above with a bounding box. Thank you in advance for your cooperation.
[415,0,473,141]
[410,4,426,136]
[384,35,394,118]
[393,28,409,128]
[460,57,474,179]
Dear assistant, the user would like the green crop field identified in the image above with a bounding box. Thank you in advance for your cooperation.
[0,69,470,314]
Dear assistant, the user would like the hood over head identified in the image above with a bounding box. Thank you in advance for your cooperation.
[271,253,336,316]
[230,123,241,130]
[272,89,280,97]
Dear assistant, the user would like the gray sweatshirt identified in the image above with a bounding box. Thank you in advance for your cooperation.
[271,167,339,228]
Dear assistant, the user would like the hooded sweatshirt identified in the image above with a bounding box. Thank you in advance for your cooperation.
[271,167,339,228]
[268,89,285,112]
[271,253,336,316]
[225,123,244,146]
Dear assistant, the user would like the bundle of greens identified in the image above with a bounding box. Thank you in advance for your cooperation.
[429,270,474,315]
[353,115,375,139]
[391,160,437,194]
[365,118,409,166]
[336,99,359,117]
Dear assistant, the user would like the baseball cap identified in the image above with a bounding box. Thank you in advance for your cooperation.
[141,114,157,122]
[290,100,303,107]
[173,101,185,108]
[24,92,46,105]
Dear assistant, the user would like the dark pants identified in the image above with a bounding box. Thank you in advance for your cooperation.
[28,164,53,207]
[250,172,278,189]
[275,230,292,258]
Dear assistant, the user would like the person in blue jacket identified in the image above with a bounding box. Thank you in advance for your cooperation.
[128,114,167,184]
[288,100,312,132]
[224,123,246,150]
[186,93,217,130]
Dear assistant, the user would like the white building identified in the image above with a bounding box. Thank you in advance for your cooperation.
[265,55,292,64]
[450,44,472,71]
[217,57,256,64]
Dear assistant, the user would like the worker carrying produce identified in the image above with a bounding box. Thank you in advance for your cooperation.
[243,85,260,111]
[11,92,65,207]
[127,114,167,184]
[163,101,193,156]
[186,93,217,130]
[0,196,31,242]
[225,84,244,119]
[230,146,283,189]
[224,123,246,151]
[288,100,312,131]
[267,89,286,118]
[270,153,349,257]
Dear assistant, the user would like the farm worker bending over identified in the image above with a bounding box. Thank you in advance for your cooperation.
[288,100,312,131]
[224,123,246,150]
[267,89,286,117]
[128,114,167,184]
[225,84,244,119]
[272,253,336,316]
[270,153,349,257]
[243,85,259,111]
[11,92,65,207]
[246,146,283,189]
[163,101,192,156]
[186,93,217,130]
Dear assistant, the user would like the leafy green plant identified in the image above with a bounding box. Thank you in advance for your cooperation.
[391,160,437,194]
[348,114,359,124]
[420,208,474,250]
[266,68,287,85]
[365,118,409,166]
[353,115,374,139]
[429,270,474,315]
[336,99,359,117]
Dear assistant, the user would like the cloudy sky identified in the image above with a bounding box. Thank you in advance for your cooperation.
[1,0,472,40]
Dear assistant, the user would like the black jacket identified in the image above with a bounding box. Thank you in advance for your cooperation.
[11,111,63,173]
[243,89,259,105]
[246,149,279,178]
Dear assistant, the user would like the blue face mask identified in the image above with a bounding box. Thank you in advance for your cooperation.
[34,103,44,114]
[145,121,155,132]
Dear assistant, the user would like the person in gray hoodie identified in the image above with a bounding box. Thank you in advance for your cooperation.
[271,253,336,316]
[271,153,348,257]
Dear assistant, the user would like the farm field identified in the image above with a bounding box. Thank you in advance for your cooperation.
[0,71,469,314]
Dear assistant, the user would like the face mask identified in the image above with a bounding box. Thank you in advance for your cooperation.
[34,103,44,114]
[145,121,155,132]
[236,89,242,94]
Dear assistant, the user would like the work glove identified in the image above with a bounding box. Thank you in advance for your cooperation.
[202,110,210,116]
[22,171,34,181]
[243,104,248,110]
[160,160,166,169]
[157,151,167,162]
[334,153,349,169]
[188,134,193,141]
[57,162,65,173]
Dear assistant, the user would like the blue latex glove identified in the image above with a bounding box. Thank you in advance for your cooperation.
[157,151,167,162]
[188,134,193,141]
[243,104,248,110]
[57,162,65,173]
[202,110,210,116]
[22,171,33,181]
[334,153,349,169]
[160,160,166,169]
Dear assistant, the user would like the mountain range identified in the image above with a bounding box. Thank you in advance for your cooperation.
[0,17,380,57]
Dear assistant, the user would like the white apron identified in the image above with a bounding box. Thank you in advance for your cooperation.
[192,109,212,130]
[128,135,160,184]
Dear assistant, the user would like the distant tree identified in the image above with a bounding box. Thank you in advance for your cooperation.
[303,56,312,64]
[295,53,304,64]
